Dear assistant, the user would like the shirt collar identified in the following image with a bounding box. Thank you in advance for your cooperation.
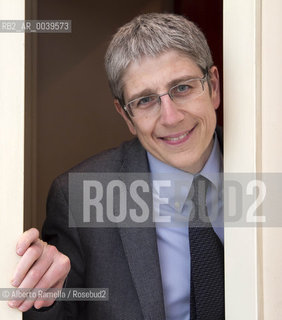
[200,132,223,191]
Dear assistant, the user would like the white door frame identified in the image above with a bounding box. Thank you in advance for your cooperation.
[224,0,282,319]
[0,0,25,319]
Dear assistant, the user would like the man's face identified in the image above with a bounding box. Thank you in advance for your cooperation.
[115,50,220,174]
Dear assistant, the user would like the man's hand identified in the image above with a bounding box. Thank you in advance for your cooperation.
[8,228,71,312]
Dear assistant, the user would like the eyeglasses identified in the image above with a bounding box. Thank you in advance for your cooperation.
[123,73,208,118]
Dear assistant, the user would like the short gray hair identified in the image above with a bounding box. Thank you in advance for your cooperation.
[105,13,214,103]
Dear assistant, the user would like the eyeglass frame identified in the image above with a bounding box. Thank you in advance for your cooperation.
[122,71,209,118]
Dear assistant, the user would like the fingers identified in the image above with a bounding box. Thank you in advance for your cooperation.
[14,253,70,312]
[9,243,71,312]
[9,242,54,309]
[16,228,40,256]
[16,244,55,289]
[33,252,70,290]
[11,239,44,287]
[34,254,70,308]
[34,279,65,310]
[9,228,71,312]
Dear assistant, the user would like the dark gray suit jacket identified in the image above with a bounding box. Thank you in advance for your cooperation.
[24,128,223,320]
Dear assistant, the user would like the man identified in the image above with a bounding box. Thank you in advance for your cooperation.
[9,13,224,319]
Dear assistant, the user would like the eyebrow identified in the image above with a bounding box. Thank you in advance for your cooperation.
[126,74,202,103]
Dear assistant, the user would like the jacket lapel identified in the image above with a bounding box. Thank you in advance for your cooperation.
[117,139,166,319]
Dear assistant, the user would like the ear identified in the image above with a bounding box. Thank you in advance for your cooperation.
[114,99,137,135]
[208,66,220,110]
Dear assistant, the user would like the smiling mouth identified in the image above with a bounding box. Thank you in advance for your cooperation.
[161,125,197,142]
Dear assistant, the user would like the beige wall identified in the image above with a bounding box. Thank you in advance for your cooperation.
[261,0,282,318]
[224,0,282,318]
[224,0,260,318]
[25,0,174,231]
[0,1,24,319]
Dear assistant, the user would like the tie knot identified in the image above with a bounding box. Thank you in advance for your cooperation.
[189,175,210,227]
[191,175,209,207]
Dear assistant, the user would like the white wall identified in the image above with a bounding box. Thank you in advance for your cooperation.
[224,0,282,318]
[224,0,261,318]
[0,1,25,319]
[261,0,282,318]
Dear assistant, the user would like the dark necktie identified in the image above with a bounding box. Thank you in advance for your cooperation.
[189,175,225,320]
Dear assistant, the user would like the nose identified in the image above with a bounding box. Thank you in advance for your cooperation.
[158,94,185,126]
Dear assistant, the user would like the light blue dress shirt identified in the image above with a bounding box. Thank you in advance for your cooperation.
[147,134,224,320]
